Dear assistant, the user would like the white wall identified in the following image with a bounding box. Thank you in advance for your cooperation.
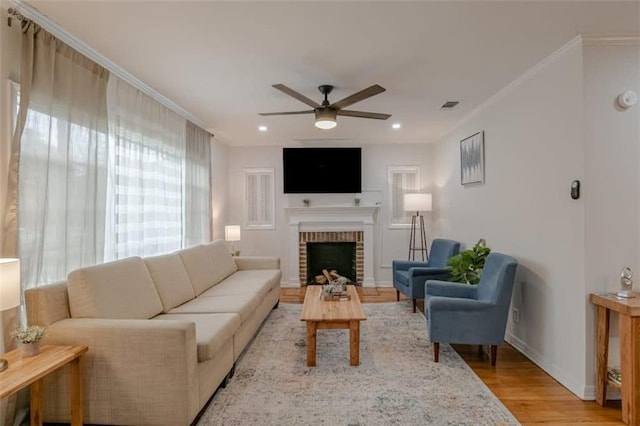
[210,137,229,242]
[432,38,588,397]
[227,142,434,286]
[583,42,640,395]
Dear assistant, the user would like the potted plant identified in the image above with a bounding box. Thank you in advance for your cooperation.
[446,239,491,284]
[11,325,46,357]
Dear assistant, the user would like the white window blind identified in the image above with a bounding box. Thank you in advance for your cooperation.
[244,168,275,229]
[387,166,420,228]
[106,76,186,259]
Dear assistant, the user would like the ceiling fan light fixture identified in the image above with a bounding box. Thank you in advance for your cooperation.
[314,108,337,130]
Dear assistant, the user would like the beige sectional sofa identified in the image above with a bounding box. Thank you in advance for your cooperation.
[24,239,282,425]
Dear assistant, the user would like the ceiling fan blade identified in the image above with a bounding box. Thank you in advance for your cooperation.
[337,110,391,120]
[330,84,386,110]
[272,84,321,108]
[259,110,315,116]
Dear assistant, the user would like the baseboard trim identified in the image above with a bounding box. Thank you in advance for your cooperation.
[505,332,588,400]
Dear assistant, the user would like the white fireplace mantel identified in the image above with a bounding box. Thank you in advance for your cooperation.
[285,205,378,287]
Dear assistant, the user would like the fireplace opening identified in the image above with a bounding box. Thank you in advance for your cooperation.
[306,242,356,285]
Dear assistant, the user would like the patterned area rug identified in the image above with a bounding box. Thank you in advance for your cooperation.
[197,302,520,426]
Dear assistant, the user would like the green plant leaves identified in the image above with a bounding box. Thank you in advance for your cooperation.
[446,239,491,284]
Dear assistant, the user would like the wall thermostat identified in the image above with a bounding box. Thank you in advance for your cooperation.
[617,90,638,109]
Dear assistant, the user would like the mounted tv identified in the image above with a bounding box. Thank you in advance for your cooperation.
[283,147,362,194]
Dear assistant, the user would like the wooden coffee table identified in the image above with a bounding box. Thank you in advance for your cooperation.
[300,284,366,367]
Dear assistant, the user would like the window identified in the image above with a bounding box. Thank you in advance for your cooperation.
[110,131,184,259]
[387,166,420,229]
[244,168,275,230]
[18,96,110,286]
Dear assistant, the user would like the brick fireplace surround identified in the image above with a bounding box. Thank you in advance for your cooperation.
[285,206,378,287]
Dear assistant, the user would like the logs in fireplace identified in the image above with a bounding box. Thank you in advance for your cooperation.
[312,269,351,285]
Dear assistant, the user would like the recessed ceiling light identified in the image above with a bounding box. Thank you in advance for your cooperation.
[392,123,401,129]
[258,126,268,132]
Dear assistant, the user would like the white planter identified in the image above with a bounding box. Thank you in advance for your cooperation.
[18,341,40,357]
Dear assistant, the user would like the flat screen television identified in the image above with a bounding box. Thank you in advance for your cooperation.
[283,147,362,194]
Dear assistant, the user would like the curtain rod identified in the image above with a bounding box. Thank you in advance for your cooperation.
[6,1,214,138]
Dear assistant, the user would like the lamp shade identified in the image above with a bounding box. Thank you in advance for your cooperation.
[0,258,20,311]
[224,225,241,242]
[404,193,432,212]
[314,108,337,130]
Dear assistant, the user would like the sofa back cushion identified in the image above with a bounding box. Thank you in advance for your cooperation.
[144,253,195,312]
[178,240,238,296]
[67,257,163,319]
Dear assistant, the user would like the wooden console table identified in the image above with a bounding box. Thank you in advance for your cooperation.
[589,293,640,425]
[0,344,88,426]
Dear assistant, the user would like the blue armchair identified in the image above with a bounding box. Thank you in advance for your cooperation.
[424,252,518,366]
[392,238,461,313]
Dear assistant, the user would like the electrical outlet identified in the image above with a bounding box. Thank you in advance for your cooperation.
[512,308,520,324]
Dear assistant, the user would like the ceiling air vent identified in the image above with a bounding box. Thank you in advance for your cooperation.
[440,101,460,109]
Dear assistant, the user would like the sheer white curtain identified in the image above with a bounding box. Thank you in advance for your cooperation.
[106,76,186,259]
[1,21,109,426]
[184,121,212,247]
[15,25,110,287]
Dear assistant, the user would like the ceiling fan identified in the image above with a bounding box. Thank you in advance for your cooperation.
[259,84,391,129]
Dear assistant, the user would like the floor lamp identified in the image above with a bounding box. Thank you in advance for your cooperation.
[404,193,432,261]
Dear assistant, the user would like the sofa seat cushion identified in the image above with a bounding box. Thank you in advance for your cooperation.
[168,293,261,324]
[67,257,163,319]
[178,240,239,296]
[199,270,281,299]
[144,253,195,312]
[153,313,240,362]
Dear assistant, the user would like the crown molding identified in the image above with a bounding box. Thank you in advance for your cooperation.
[581,34,640,46]
[9,0,211,134]
[446,35,583,138]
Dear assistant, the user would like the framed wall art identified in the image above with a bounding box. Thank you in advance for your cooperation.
[460,131,484,185]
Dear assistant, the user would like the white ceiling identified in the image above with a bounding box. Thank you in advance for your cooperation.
[24,1,640,146]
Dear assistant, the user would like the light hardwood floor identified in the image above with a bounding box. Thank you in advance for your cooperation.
[280,286,624,425]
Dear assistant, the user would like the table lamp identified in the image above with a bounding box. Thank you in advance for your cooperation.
[224,225,241,256]
[0,258,21,372]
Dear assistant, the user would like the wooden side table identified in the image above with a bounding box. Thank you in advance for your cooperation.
[0,344,88,426]
[589,293,640,425]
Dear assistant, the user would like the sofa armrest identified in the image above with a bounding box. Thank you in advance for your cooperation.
[409,267,449,277]
[234,256,280,270]
[42,318,199,425]
[392,260,429,272]
[425,280,477,299]
[427,296,492,312]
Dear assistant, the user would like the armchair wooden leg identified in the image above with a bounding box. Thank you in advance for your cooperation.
[490,345,497,366]
[412,298,417,313]
[478,345,484,358]
[433,342,440,363]
[396,290,400,302]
